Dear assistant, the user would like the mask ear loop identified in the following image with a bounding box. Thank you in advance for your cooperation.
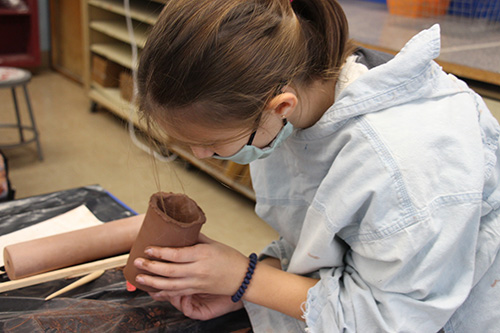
[246,130,257,146]
[247,80,289,146]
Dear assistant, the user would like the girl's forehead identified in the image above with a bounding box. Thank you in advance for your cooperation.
[159,119,248,146]
[150,101,260,145]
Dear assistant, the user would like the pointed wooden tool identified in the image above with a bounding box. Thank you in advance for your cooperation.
[44,269,105,300]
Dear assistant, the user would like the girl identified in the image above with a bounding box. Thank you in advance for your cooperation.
[132,0,500,331]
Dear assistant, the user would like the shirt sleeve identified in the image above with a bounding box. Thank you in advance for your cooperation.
[259,237,295,271]
[302,196,483,332]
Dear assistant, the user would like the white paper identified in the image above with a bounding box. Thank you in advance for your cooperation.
[0,205,103,267]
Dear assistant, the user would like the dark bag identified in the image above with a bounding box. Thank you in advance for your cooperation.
[0,150,15,202]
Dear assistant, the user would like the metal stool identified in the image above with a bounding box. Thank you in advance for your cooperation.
[0,67,43,161]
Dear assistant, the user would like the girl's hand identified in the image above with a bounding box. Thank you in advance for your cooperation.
[134,233,249,298]
[148,292,244,320]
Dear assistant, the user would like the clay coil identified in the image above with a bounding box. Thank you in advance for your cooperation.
[3,214,144,280]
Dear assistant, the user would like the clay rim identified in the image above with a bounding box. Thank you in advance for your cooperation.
[149,192,206,228]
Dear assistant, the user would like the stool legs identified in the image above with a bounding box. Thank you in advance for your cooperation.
[11,88,25,142]
[1,84,43,161]
[22,85,43,161]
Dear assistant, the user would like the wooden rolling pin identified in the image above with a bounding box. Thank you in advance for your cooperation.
[123,192,206,292]
[3,214,144,280]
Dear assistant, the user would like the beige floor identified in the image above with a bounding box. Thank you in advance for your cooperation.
[0,70,278,256]
[2,70,500,257]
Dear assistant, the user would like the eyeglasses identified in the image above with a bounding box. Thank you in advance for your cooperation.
[246,118,288,146]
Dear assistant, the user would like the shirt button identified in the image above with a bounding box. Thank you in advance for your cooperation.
[281,258,289,266]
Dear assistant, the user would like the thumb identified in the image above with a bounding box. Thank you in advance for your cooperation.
[197,233,214,244]
[180,295,196,318]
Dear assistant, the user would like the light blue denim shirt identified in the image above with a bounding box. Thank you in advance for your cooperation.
[245,25,500,332]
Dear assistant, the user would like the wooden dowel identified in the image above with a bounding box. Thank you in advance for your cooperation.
[0,254,128,294]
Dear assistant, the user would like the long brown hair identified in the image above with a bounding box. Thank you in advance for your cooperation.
[138,0,353,137]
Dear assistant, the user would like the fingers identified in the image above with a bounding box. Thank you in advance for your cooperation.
[148,291,185,313]
[148,292,196,319]
[168,295,182,309]
[145,243,210,263]
[136,273,197,296]
[167,295,200,320]
[134,257,191,278]
[143,234,214,262]
[180,295,195,317]
[148,290,171,302]
[134,239,246,297]
[151,293,190,317]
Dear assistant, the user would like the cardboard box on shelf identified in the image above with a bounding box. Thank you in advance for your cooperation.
[91,54,122,87]
[119,71,134,102]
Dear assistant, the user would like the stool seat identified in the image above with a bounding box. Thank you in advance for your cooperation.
[0,66,43,161]
[0,67,31,88]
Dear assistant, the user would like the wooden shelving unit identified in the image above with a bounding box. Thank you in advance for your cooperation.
[50,0,85,83]
[82,0,255,201]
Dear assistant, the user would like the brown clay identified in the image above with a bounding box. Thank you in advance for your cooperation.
[3,214,144,280]
[123,192,206,292]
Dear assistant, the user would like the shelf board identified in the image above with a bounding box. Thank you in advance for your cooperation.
[88,0,161,25]
[90,20,149,48]
[0,53,40,67]
[0,8,31,15]
[91,42,135,69]
[89,84,143,127]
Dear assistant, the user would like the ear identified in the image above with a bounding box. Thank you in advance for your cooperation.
[267,92,298,119]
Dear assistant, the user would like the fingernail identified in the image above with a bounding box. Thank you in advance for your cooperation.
[136,276,144,284]
[134,258,144,267]
[145,248,153,256]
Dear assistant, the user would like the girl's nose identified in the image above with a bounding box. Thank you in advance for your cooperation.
[190,146,215,159]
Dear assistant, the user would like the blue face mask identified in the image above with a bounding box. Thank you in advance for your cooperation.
[213,120,294,165]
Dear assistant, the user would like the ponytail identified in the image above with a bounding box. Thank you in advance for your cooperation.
[291,0,355,81]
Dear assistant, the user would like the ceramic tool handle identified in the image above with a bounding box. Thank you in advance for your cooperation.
[3,214,144,280]
[123,192,206,292]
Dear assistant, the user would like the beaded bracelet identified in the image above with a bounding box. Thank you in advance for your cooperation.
[231,253,258,303]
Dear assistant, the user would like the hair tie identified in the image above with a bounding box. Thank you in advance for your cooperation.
[231,253,258,302]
